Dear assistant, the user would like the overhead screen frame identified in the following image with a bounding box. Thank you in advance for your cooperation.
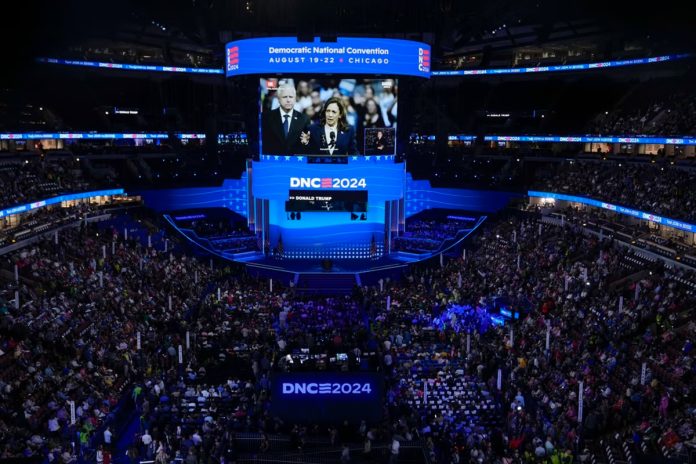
[225,37,431,78]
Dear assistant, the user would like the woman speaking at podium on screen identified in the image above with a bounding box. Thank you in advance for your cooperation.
[302,96,358,156]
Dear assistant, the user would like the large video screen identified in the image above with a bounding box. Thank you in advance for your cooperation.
[260,77,398,156]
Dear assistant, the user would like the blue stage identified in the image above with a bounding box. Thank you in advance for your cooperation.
[137,156,520,290]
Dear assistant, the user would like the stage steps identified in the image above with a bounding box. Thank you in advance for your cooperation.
[295,273,358,295]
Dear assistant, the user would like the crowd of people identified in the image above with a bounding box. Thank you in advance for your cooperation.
[65,45,217,69]
[404,219,474,241]
[0,142,249,196]
[0,208,693,464]
[0,159,95,210]
[0,203,100,248]
[404,148,523,190]
[589,94,696,136]
[0,217,216,461]
[393,218,473,253]
[533,160,696,223]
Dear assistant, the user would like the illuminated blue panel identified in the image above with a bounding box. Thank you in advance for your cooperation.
[36,58,223,74]
[433,53,692,76]
[0,132,206,140]
[486,135,696,144]
[270,372,384,424]
[528,191,696,233]
[37,53,691,78]
[0,189,124,218]
[448,134,477,141]
[225,37,431,77]
[406,174,519,217]
[252,158,404,253]
[133,178,249,217]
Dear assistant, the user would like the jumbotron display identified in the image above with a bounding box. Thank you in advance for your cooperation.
[260,77,397,156]
[226,37,430,77]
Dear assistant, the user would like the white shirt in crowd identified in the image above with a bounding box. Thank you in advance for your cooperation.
[48,417,60,432]
[104,428,112,444]
[391,439,400,455]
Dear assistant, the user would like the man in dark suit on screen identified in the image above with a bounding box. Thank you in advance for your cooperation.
[261,84,310,155]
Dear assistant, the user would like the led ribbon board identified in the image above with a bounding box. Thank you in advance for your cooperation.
[486,135,696,144]
[226,37,431,77]
[0,189,125,218]
[0,132,206,140]
[433,54,692,76]
[38,53,690,77]
[36,58,223,75]
[528,191,696,233]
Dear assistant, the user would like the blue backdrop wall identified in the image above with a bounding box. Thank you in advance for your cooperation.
[134,169,521,240]
[134,177,249,216]
[405,176,521,217]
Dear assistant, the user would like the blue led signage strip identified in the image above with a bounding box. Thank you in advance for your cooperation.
[5,132,692,144]
[0,132,206,140]
[38,53,691,78]
[36,58,223,74]
[528,191,696,233]
[0,189,125,218]
[486,135,696,144]
[433,53,692,76]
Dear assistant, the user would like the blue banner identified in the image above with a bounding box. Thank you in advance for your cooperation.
[225,37,431,78]
[8,131,694,145]
[252,158,404,254]
[486,135,696,145]
[433,54,692,76]
[406,175,519,217]
[528,191,696,233]
[36,57,223,75]
[0,132,207,140]
[0,189,125,218]
[37,53,690,78]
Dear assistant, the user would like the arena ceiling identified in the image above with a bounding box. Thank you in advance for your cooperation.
[3,0,694,69]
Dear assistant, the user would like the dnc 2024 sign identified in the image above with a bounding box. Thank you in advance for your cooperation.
[270,372,383,423]
[225,37,431,78]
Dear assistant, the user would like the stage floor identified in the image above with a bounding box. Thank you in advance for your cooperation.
[238,253,418,273]
[164,210,487,289]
